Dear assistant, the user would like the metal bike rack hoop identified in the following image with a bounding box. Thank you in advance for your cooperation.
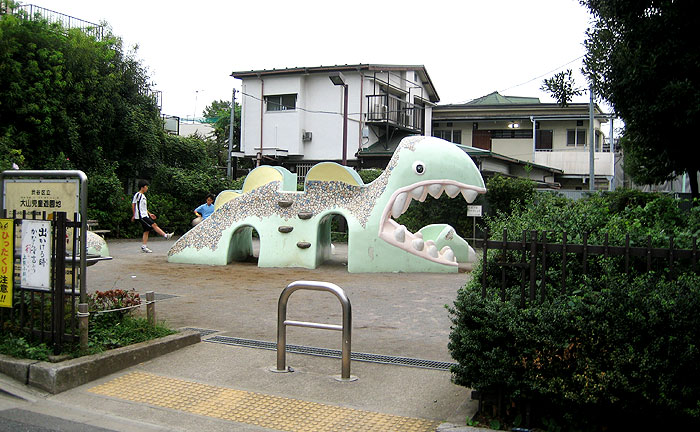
[273,280,356,381]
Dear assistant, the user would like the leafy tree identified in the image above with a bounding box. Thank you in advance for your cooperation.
[580,0,700,201]
[0,5,239,235]
[0,6,163,179]
[540,69,583,107]
[203,99,241,167]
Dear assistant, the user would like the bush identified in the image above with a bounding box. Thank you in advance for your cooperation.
[0,334,52,361]
[1,288,175,360]
[86,315,175,353]
[87,164,128,236]
[449,268,700,430]
[397,193,486,237]
[357,168,383,184]
[485,174,536,215]
[88,289,141,315]
[449,191,700,430]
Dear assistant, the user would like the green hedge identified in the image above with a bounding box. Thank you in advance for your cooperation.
[448,188,700,430]
[83,135,243,237]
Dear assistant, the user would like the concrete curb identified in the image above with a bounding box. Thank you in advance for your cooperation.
[0,354,38,384]
[1,330,200,395]
[437,423,499,432]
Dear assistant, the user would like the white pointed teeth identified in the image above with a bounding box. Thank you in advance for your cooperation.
[392,192,408,219]
[410,186,426,201]
[427,244,438,258]
[441,246,455,262]
[394,225,406,243]
[412,238,424,251]
[445,185,461,198]
[427,184,443,199]
[414,231,423,239]
[461,189,478,203]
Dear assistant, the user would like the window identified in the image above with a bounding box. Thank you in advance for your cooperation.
[433,129,461,144]
[433,130,448,140]
[265,94,296,111]
[535,130,553,151]
[490,129,533,139]
[567,129,586,146]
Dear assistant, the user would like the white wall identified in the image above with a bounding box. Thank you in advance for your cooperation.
[298,74,362,161]
[241,80,262,157]
[492,139,533,162]
[239,68,432,163]
[178,122,214,138]
[535,151,614,176]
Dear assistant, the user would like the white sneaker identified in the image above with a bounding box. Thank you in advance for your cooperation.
[141,245,153,253]
[164,232,174,239]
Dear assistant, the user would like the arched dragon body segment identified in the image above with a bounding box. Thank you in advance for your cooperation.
[167,136,486,273]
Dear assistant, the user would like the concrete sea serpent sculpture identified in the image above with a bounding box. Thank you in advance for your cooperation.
[168,136,486,273]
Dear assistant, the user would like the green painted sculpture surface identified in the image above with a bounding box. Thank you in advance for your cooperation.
[167,136,486,273]
[87,230,109,257]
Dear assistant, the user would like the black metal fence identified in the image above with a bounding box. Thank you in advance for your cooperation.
[366,94,424,132]
[481,229,699,306]
[0,1,104,40]
[0,210,82,354]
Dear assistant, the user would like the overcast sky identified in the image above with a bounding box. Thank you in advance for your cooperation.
[30,0,595,119]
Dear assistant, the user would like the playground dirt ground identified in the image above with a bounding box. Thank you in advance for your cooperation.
[0,235,486,430]
[89,236,478,366]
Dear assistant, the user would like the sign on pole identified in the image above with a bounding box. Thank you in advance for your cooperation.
[3,178,79,247]
[467,205,483,217]
[0,219,13,307]
[466,205,483,242]
[1,170,88,302]
[3,179,79,216]
[20,220,51,290]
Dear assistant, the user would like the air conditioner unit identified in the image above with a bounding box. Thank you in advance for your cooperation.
[302,131,312,142]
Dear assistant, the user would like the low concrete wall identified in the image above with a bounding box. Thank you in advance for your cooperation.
[0,330,200,395]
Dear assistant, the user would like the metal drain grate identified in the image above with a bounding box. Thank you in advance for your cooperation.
[204,335,455,371]
[183,327,220,336]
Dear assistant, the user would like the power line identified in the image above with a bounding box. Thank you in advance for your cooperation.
[239,54,587,118]
[240,91,366,117]
[498,55,586,94]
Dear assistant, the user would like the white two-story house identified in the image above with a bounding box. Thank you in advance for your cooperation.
[432,92,617,190]
[231,64,440,177]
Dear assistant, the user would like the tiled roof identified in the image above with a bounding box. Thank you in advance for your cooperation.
[465,91,540,105]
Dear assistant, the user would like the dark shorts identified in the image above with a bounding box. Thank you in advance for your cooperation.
[137,216,155,232]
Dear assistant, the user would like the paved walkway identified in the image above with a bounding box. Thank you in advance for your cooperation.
[2,237,483,431]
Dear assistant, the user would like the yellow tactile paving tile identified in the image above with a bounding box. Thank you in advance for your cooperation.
[88,372,440,432]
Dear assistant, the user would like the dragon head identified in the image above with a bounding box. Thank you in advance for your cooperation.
[375,136,486,267]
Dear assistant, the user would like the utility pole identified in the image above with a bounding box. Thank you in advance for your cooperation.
[227,88,236,179]
[609,114,615,191]
[589,84,595,191]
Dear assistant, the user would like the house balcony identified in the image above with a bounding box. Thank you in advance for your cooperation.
[366,94,424,133]
[534,150,615,177]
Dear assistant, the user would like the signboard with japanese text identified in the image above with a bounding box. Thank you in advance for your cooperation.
[467,205,483,217]
[0,219,13,307]
[20,220,51,289]
[3,179,79,248]
[3,179,79,218]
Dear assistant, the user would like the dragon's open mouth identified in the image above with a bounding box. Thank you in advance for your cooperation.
[378,180,486,266]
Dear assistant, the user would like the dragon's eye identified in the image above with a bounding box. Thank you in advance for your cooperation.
[412,161,425,175]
